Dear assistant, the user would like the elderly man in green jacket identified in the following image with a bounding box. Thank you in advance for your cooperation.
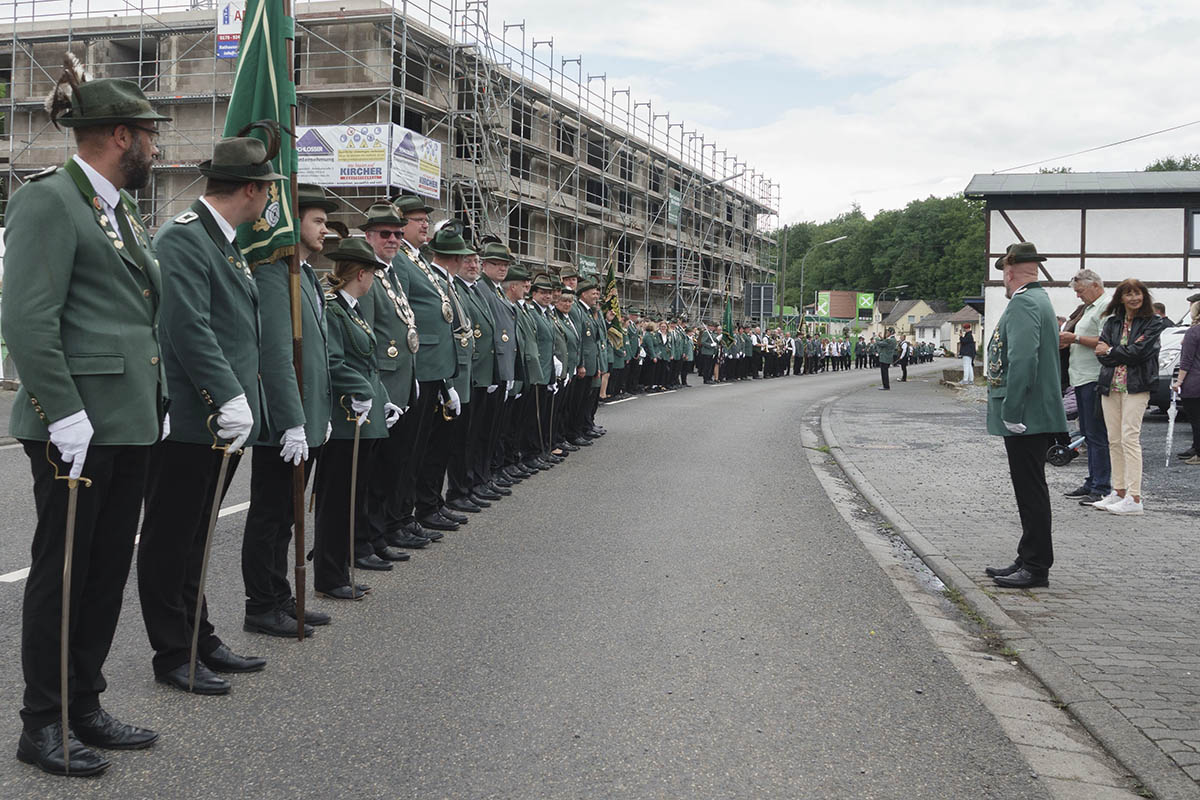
[241,184,336,639]
[3,71,168,776]
[137,133,279,696]
[984,243,1068,589]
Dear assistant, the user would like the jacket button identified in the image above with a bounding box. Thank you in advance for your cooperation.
[143,289,152,298]
[151,356,160,365]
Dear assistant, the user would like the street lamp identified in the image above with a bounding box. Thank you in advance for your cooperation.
[674,168,746,317]
[796,235,848,331]
[873,283,910,331]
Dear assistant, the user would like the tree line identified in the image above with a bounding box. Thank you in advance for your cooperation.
[777,154,1200,312]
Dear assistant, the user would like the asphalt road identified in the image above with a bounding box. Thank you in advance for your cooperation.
[0,371,1047,799]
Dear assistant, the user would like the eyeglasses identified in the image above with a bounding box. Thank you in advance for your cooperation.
[371,230,403,239]
[127,124,161,140]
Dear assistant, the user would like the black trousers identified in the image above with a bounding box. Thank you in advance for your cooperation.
[495,396,519,468]
[447,388,484,501]
[242,444,319,616]
[19,441,149,731]
[569,373,592,435]
[366,394,420,542]
[470,387,503,487]
[312,436,378,591]
[403,380,443,521]
[1003,433,1055,574]
[880,363,891,389]
[1184,397,1200,450]
[608,366,626,396]
[417,404,459,519]
[626,359,641,390]
[138,440,242,676]
[900,356,909,381]
[551,382,570,443]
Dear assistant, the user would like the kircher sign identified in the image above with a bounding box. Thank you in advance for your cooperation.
[296,124,442,198]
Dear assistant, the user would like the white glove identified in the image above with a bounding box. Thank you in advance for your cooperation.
[279,425,309,465]
[514,392,522,400]
[445,386,461,417]
[487,384,499,394]
[548,381,558,395]
[324,421,332,444]
[638,347,646,359]
[564,374,572,387]
[553,356,563,378]
[48,410,93,481]
[217,393,254,452]
[506,379,514,396]
[1003,420,1027,434]
[351,397,372,427]
[161,412,171,441]
[384,402,403,428]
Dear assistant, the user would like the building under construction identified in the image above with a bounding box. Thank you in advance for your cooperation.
[0,0,779,321]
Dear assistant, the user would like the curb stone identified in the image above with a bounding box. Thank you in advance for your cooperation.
[819,394,1200,800]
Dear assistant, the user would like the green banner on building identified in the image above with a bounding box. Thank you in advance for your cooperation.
[667,189,682,226]
[816,291,831,317]
[857,292,875,310]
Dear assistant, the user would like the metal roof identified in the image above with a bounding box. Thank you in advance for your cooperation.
[964,171,1200,196]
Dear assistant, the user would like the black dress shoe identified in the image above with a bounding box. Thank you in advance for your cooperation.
[1178,448,1196,459]
[71,709,159,751]
[419,514,459,532]
[404,520,442,542]
[993,568,1049,589]
[581,431,601,440]
[281,597,331,626]
[156,662,231,695]
[544,454,565,464]
[486,481,512,496]
[245,608,314,638]
[468,492,494,507]
[374,546,410,562]
[569,436,592,447]
[1077,493,1104,505]
[201,644,266,674]
[446,496,482,515]
[439,507,469,524]
[984,561,1022,578]
[1063,485,1092,498]
[355,583,372,594]
[492,475,514,488]
[317,584,366,600]
[386,530,430,549]
[558,441,580,452]
[17,722,110,776]
[473,486,503,501]
[355,553,394,571]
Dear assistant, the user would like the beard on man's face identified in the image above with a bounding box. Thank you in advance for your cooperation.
[119,143,152,190]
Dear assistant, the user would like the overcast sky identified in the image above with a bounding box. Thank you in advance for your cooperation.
[493,0,1200,224]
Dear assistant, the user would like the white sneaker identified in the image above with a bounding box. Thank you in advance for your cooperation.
[1106,496,1144,515]
[1089,491,1122,509]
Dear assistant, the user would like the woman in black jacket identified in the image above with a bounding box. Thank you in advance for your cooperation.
[1093,278,1165,515]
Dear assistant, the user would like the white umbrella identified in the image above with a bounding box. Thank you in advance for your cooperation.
[1165,390,1179,466]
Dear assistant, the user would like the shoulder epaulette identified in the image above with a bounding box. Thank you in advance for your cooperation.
[29,165,58,181]
[174,211,199,224]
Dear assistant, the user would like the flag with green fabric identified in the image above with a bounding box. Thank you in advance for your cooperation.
[602,255,624,349]
[224,0,297,266]
[721,295,735,347]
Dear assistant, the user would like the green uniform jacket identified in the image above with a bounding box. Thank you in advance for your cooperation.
[255,259,332,448]
[596,311,611,383]
[3,161,166,444]
[876,335,897,364]
[699,329,719,356]
[607,317,627,370]
[479,275,518,384]
[554,309,580,375]
[548,308,569,381]
[623,321,641,362]
[326,293,389,441]
[156,200,267,445]
[576,302,601,376]
[682,332,695,360]
[458,276,497,389]
[515,301,546,386]
[394,248,454,383]
[364,265,417,410]
[530,302,556,384]
[986,283,1068,437]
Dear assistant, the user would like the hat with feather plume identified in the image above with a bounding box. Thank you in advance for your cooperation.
[45,52,170,129]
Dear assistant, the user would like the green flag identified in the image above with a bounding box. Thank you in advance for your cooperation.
[224,0,297,266]
[721,295,735,347]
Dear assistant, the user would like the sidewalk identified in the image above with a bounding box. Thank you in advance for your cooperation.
[825,364,1200,800]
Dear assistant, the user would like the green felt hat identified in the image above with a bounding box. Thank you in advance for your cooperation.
[531,273,556,292]
[297,183,338,213]
[577,277,598,292]
[54,76,171,129]
[504,264,531,282]
[199,134,286,182]
[429,220,475,255]
[478,241,515,263]
[560,266,580,279]
[560,287,576,297]
[324,237,384,267]
[362,202,406,229]
[394,194,434,215]
[999,241,1045,268]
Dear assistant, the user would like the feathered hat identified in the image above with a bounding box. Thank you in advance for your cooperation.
[45,51,170,129]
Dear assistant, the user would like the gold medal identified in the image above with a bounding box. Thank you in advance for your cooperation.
[387,344,399,358]
[501,333,510,342]
[114,240,124,249]
[92,197,103,211]
[442,300,454,323]
[406,328,420,353]
[473,328,482,339]
[99,214,109,227]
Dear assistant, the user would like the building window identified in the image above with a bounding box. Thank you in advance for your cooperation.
[908,315,915,324]
[616,188,632,215]
[511,102,533,140]
[454,127,479,160]
[401,108,423,134]
[395,50,426,94]
[555,218,576,263]
[617,149,633,182]
[585,178,606,207]
[456,77,476,111]
[508,206,530,256]
[586,136,606,170]
[510,148,532,180]
[556,121,577,157]
[615,236,632,273]
[1190,209,1200,254]
[648,197,663,222]
[649,164,663,194]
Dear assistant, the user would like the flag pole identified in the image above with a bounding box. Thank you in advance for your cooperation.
[283,0,306,641]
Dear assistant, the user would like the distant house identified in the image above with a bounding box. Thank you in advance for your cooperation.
[913,311,955,350]
[964,171,1200,343]
[948,306,983,353]
[872,299,948,338]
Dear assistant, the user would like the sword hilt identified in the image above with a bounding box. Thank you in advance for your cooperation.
[45,442,93,488]
[205,413,236,453]
[339,394,369,424]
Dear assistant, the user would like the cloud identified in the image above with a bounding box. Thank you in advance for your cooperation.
[494,0,1200,222]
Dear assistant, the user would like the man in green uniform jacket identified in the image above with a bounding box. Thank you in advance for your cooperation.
[3,74,168,775]
[138,133,281,696]
[242,183,336,639]
[552,287,580,448]
[529,274,561,458]
[984,243,1068,590]
[876,328,897,390]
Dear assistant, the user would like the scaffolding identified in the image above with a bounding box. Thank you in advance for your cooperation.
[0,0,780,321]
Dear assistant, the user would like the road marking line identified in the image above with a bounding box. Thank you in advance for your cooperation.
[605,396,638,405]
[0,501,252,585]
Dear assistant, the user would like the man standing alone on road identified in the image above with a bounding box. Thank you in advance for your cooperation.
[957,323,976,384]
[1059,269,1111,506]
[984,243,1068,589]
[876,328,897,390]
